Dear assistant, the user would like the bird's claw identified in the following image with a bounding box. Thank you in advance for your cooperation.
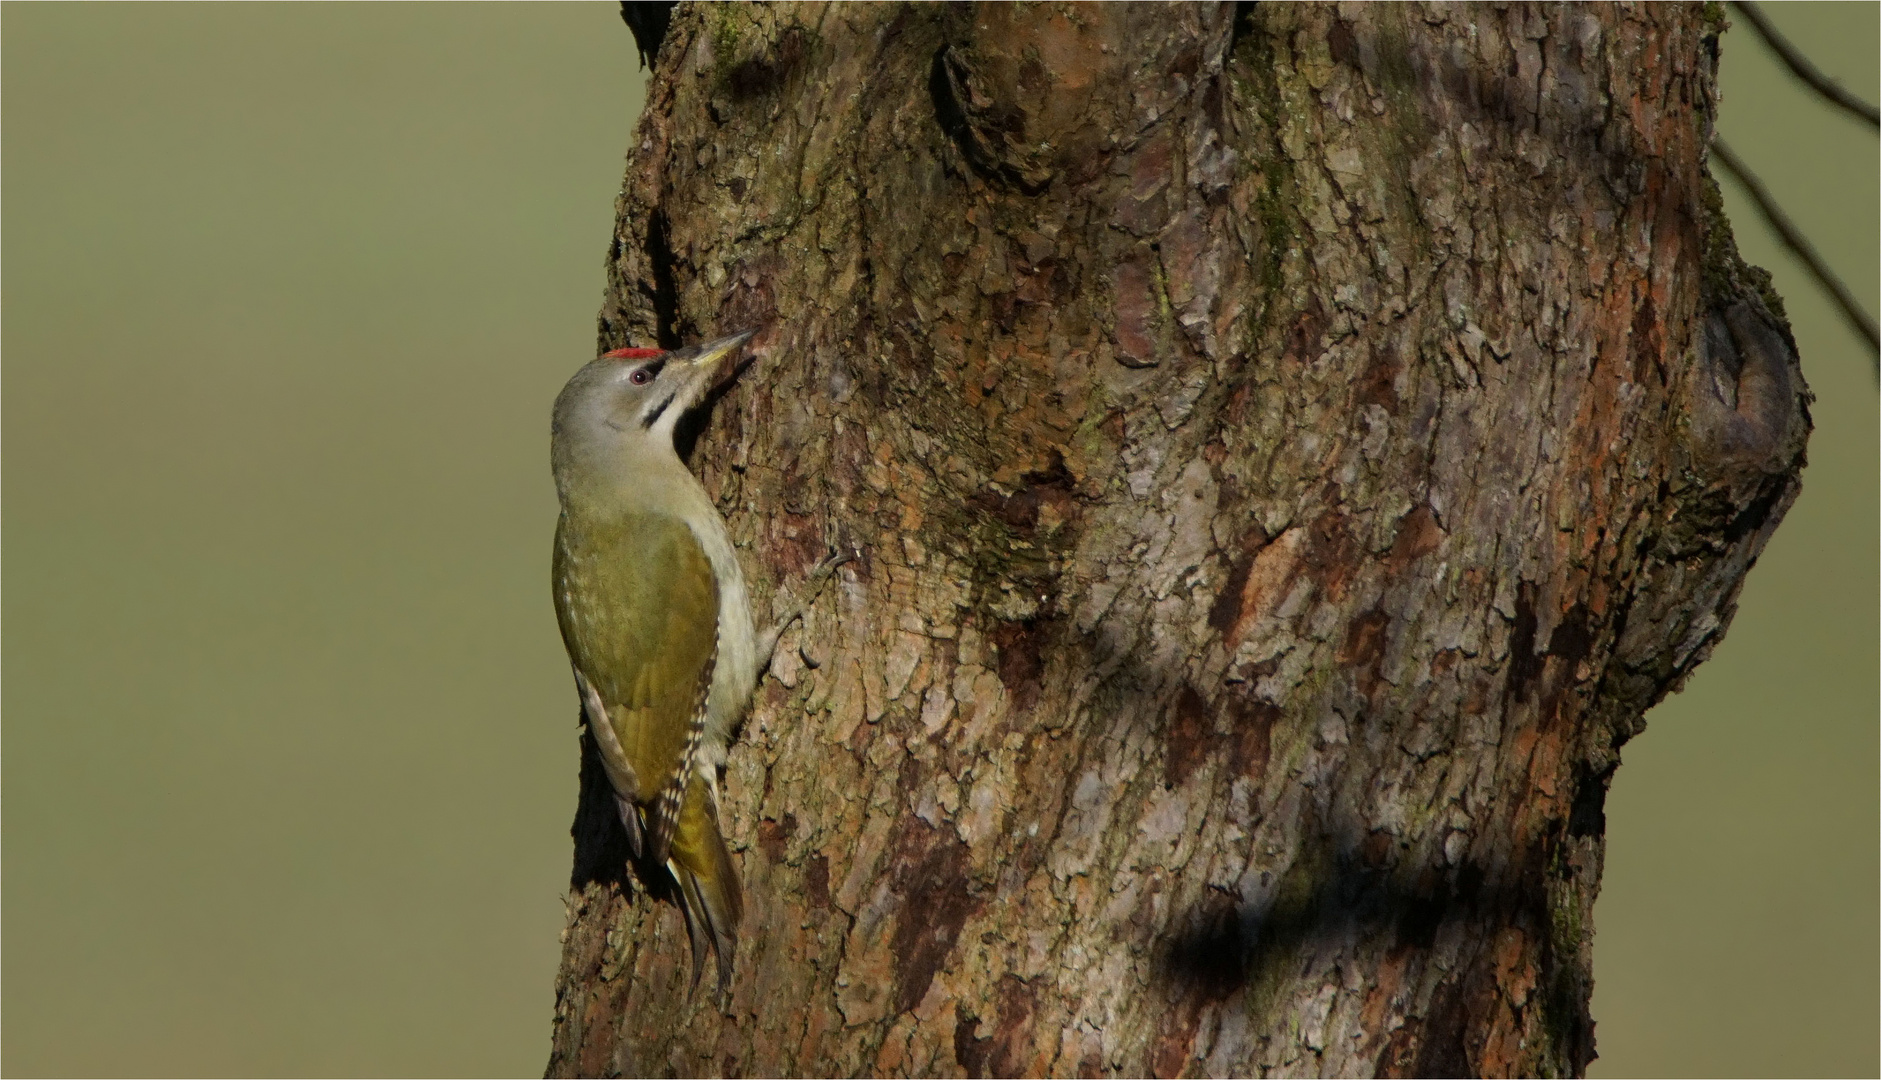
[759,546,857,671]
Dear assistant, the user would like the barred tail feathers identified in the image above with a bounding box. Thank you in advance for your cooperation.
[666,770,743,997]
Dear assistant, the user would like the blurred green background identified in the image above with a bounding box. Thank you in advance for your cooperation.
[1,4,1873,1076]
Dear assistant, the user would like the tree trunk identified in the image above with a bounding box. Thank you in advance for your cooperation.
[546,3,1809,1076]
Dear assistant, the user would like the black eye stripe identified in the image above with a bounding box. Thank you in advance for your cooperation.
[641,391,678,429]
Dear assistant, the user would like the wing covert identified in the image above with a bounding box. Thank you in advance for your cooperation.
[554,510,719,830]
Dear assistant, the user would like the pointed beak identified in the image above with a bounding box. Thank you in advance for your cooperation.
[683,329,757,376]
[670,329,757,409]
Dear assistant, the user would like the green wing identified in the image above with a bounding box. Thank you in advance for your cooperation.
[554,510,718,860]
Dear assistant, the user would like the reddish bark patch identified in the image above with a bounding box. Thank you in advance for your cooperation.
[1166,687,1276,788]
[975,455,1081,534]
[1222,380,1254,426]
[805,853,832,909]
[989,618,1049,714]
[1339,608,1392,698]
[1151,1004,1201,1080]
[577,975,628,1077]
[987,974,1041,1077]
[1327,17,1362,69]
[954,1013,990,1078]
[757,818,788,864]
[1374,1023,1420,1077]
[889,822,979,1016]
[1283,296,1328,365]
[1207,525,1272,635]
[1631,287,1665,385]
[1117,133,1176,235]
[1164,685,1214,788]
[1218,526,1307,650]
[1224,698,1277,779]
[766,507,824,576]
[1112,258,1160,366]
[1015,257,1065,305]
[1386,503,1445,572]
[1355,340,1402,412]
[1306,503,1360,600]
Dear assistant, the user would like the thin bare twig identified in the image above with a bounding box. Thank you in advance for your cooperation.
[1731,1,1880,128]
[1711,137,1880,367]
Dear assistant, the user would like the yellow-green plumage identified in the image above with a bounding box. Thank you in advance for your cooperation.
[550,332,762,997]
[554,507,744,990]
[553,508,717,846]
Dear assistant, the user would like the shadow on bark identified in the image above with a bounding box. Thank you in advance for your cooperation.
[1155,804,1596,1076]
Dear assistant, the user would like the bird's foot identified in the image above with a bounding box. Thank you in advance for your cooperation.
[758,546,856,672]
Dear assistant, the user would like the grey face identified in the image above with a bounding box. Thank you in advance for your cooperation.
[553,330,755,442]
[598,351,693,433]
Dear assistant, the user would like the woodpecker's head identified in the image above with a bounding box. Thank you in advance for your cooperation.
[551,330,756,494]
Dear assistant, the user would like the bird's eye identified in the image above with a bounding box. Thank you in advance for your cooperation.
[629,368,653,386]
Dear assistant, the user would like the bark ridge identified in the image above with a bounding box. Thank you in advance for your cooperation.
[547,5,1808,1076]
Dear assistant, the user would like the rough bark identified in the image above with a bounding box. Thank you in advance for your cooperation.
[546,4,1809,1077]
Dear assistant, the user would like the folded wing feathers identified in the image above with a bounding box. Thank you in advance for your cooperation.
[575,666,646,859]
[644,639,716,868]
